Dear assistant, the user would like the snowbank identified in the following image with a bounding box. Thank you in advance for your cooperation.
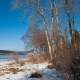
[0,60,63,80]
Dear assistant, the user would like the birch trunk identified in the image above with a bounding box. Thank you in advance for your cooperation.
[65,0,72,42]
[54,0,63,49]
[38,0,53,61]
[43,18,53,61]
[50,0,55,58]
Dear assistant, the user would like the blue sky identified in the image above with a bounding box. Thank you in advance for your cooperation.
[0,0,28,51]
[0,0,80,51]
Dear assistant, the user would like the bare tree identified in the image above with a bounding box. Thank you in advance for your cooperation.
[11,0,56,61]
[21,23,40,51]
[32,30,48,53]
[63,0,80,42]
[11,0,80,63]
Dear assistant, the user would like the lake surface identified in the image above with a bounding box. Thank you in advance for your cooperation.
[0,55,28,62]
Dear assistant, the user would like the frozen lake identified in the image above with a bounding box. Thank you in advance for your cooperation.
[0,55,27,62]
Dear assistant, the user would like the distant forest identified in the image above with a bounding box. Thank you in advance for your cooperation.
[0,50,14,55]
[0,50,34,55]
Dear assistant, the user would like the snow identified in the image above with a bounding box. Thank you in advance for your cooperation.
[0,60,63,80]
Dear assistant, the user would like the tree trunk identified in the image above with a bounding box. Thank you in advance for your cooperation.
[54,0,63,49]
[43,19,53,61]
[37,0,53,61]
[50,0,55,59]
[72,13,74,30]
[65,0,72,42]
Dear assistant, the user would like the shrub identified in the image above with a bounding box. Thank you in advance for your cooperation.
[29,72,43,78]
[8,68,23,74]
[54,30,80,80]
[27,53,50,63]
[9,51,19,63]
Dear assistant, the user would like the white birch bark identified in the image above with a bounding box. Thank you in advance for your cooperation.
[37,0,53,61]
[65,0,72,42]
[50,0,55,58]
[54,0,63,49]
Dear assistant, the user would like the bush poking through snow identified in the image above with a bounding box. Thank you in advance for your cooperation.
[29,72,43,78]
[9,51,19,63]
[27,53,50,63]
[8,68,23,74]
[47,64,55,69]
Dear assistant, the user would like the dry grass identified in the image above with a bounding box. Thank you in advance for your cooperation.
[18,59,30,66]
[0,59,28,75]
[8,62,17,65]
[27,53,51,63]
[8,68,23,74]
[0,53,50,76]
[8,53,50,65]
[47,64,55,69]
[0,66,23,75]
[7,59,30,66]
[9,51,19,62]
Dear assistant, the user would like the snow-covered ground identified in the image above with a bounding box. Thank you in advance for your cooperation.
[0,60,63,80]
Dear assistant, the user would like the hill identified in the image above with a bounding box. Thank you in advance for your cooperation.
[0,50,34,55]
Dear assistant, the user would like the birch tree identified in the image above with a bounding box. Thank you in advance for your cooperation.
[11,0,55,60]
[11,0,80,61]
[54,0,63,50]
[64,0,80,42]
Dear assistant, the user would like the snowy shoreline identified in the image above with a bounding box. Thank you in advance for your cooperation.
[0,59,63,80]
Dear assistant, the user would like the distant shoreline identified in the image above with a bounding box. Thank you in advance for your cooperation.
[0,49,34,55]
